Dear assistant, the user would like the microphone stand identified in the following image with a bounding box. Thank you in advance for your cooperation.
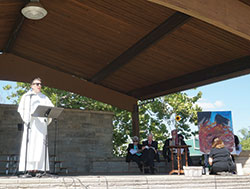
[53,94,58,174]
[19,94,33,178]
[42,119,50,177]
[53,118,58,174]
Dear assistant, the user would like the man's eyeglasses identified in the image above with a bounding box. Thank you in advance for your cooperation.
[32,83,42,86]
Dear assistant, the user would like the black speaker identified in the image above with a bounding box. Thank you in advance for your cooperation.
[17,123,24,131]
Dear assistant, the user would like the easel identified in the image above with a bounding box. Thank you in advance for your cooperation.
[32,105,63,177]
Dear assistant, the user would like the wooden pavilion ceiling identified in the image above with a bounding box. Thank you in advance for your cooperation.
[0,0,250,111]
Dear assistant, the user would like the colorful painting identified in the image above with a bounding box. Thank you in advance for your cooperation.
[198,111,234,154]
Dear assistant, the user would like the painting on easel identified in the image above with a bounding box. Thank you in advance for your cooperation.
[198,111,234,154]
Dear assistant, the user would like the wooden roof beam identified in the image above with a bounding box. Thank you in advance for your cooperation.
[240,0,250,7]
[90,11,191,84]
[148,0,250,41]
[0,53,137,112]
[2,0,27,53]
[130,56,250,100]
[3,15,25,53]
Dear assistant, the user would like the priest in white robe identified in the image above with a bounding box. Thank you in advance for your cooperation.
[18,78,54,173]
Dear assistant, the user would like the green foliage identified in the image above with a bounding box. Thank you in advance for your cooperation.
[163,92,202,137]
[239,127,250,140]
[137,92,202,150]
[3,82,202,156]
[238,127,250,150]
[241,138,250,150]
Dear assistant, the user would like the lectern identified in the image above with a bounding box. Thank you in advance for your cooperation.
[167,145,191,175]
[32,105,63,177]
[32,105,63,119]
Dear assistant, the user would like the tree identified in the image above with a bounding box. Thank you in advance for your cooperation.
[238,127,250,150]
[3,82,202,156]
[137,92,202,149]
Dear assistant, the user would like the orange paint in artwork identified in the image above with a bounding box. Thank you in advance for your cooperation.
[199,122,234,153]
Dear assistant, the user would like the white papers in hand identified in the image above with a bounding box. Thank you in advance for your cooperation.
[129,149,137,155]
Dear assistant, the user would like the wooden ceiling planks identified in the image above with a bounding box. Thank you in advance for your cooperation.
[83,0,175,30]
[12,0,175,80]
[102,47,193,93]
[239,0,250,7]
[130,55,250,99]
[0,0,25,50]
[186,19,250,55]
[13,1,128,78]
[1,0,250,111]
[148,0,250,41]
[101,16,250,94]
[91,12,191,83]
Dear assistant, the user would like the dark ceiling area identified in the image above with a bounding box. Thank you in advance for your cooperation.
[0,0,250,111]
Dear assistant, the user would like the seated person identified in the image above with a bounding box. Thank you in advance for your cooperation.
[234,135,242,154]
[125,136,143,172]
[209,137,236,175]
[163,129,178,162]
[141,133,159,174]
[232,135,242,162]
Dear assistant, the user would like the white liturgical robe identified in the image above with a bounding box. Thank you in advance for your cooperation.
[18,90,54,172]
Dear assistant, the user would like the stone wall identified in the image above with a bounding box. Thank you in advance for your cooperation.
[0,104,114,174]
[90,153,250,175]
[235,150,250,175]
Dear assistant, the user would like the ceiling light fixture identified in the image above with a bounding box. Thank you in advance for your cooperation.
[21,0,47,20]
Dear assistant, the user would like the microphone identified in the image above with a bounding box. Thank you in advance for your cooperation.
[27,91,36,96]
[44,108,51,117]
[26,91,36,98]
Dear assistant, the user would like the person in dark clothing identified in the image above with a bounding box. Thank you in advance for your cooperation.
[209,137,236,175]
[141,133,159,174]
[163,129,178,162]
[125,136,143,172]
[163,131,193,171]
[232,135,242,162]
[163,138,172,162]
[234,135,240,150]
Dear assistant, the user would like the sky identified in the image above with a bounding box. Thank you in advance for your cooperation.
[1,74,250,136]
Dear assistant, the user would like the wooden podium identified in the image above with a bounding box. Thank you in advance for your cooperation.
[167,145,191,175]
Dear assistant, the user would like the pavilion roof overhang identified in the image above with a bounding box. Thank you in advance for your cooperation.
[0,0,250,112]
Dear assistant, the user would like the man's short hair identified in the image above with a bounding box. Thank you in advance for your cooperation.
[132,136,139,142]
[31,77,42,84]
[171,129,177,134]
[148,133,153,137]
